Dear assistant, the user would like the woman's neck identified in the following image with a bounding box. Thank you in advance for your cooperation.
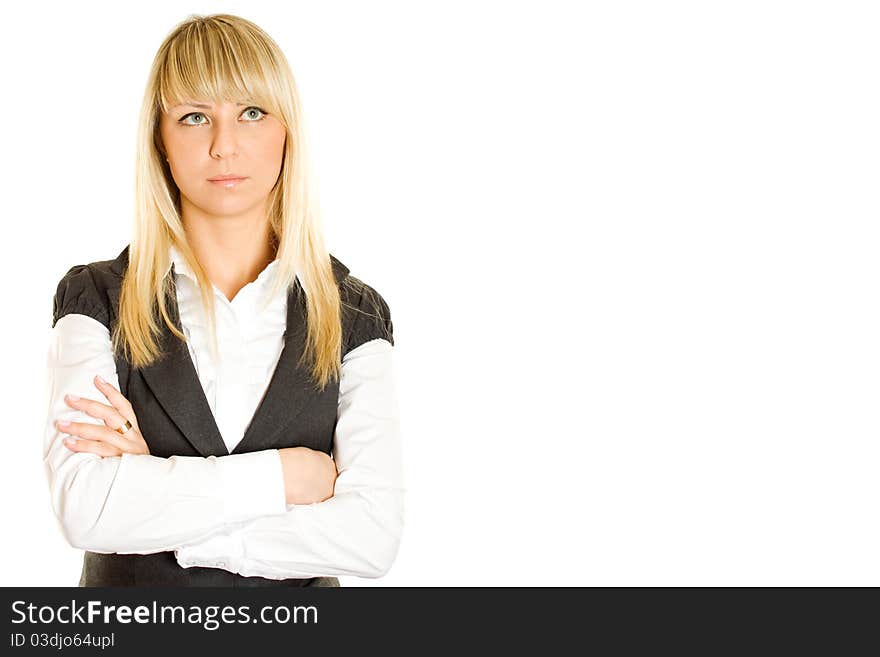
[180,203,277,303]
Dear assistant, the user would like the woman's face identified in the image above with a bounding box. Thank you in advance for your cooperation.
[159,100,287,218]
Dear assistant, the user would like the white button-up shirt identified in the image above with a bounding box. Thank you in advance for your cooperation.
[43,246,405,579]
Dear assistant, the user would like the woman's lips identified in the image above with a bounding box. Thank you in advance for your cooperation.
[208,177,248,188]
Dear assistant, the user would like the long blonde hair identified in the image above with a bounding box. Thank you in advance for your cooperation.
[114,13,343,391]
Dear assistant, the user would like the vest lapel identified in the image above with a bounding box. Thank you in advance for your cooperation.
[231,283,316,455]
[139,274,229,457]
[233,258,349,454]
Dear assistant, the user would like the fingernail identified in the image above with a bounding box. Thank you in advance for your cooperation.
[65,437,77,445]
[66,394,79,402]
[96,375,106,385]
[58,420,71,427]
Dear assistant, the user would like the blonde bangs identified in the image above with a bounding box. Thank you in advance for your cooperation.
[155,18,289,124]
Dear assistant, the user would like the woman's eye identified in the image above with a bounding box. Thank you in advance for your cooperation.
[181,112,207,126]
[242,107,266,121]
[179,107,267,126]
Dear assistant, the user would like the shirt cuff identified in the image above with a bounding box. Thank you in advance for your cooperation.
[176,532,244,572]
[216,449,286,524]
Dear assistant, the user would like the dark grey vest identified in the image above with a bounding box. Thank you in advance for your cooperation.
[51,245,394,587]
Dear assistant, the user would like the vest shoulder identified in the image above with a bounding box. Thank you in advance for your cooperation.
[51,247,127,329]
[340,273,394,356]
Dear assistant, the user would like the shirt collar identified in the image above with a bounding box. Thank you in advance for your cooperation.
[142,243,348,288]
[166,243,280,290]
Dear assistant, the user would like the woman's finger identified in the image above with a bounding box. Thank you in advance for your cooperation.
[63,436,121,458]
[64,394,130,433]
[56,419,132,455]
[93,375,137,428]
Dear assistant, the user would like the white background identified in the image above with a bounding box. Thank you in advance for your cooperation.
[2,1,878,586]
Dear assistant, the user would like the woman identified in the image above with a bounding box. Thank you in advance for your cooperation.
[43,13,404,587]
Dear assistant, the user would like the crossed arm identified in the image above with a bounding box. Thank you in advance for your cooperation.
[44,313,405,579]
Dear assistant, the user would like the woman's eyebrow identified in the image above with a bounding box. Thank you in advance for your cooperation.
[172,102,251,110]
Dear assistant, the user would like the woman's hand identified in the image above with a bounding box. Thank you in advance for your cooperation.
[56,375,151,457]
[278,447,338,505]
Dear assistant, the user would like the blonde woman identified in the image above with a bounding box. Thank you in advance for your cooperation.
[43,14,404,587]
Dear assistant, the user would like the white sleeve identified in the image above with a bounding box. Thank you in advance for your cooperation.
[44,314,288,555]
[174,337,406,579]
